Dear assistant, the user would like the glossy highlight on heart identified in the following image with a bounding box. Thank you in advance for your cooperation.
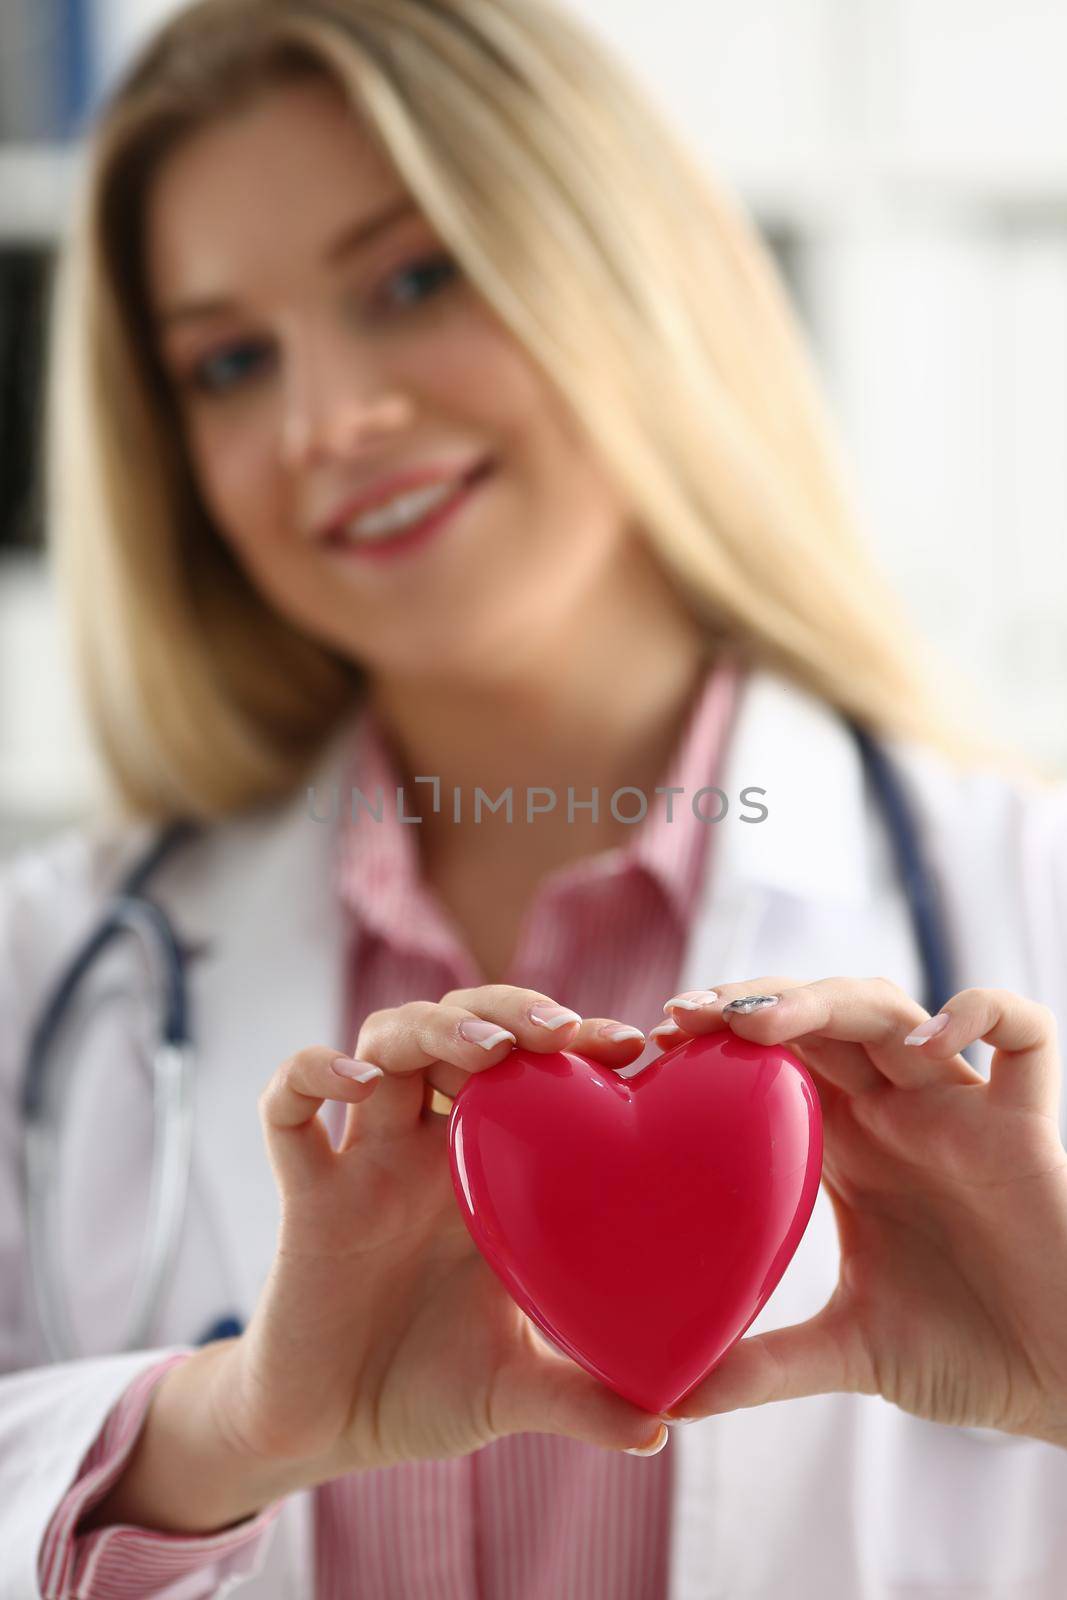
[448,1030,823,1416]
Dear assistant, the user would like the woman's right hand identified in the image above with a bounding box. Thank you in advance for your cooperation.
[212,986,669,1486]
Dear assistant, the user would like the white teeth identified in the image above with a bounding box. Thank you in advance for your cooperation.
[343,479,461,542]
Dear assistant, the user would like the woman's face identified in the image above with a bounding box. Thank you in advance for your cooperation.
[146,78,647,683]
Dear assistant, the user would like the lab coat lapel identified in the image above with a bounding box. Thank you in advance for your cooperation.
[665,667,923,1600]
[155,719,365,1599]
[161,712,363,1326]
[673,665,878,995]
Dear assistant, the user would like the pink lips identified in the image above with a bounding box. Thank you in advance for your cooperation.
[322,457,494,563]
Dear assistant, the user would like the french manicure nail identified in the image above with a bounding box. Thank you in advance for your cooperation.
[624,1424,669,1456]
[598,1023,646,1043]
[722,994,780,1016]
[331,1057,384,1083]
[648,1020,682,1040]
[458,1020,517,1051]
[903,1011,950,1046]
[662,990,719,1014]
[529,1003,583,1031]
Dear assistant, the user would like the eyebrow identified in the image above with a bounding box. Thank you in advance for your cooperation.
[155,195,421,330]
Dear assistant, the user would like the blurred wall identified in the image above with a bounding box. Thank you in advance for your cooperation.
[2,0,1066,856]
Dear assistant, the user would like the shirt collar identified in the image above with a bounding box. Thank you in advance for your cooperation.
[604,652,742,922]
[334,703,446,955]
[335,653,744,940]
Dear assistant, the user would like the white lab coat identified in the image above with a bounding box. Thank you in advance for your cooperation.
[2,665,1067,1600]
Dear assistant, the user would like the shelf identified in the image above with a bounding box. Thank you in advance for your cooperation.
[3,136,1067,248]
[719,149,1067,233]
[0,549,99,820]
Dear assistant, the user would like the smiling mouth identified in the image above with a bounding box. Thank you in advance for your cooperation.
[321,455,496,559]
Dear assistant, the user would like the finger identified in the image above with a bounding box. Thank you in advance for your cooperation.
[351,998,520,1143]
[409,983,588,1110]
[713,976,981,1092]
[421,1015,647,1117]
[663,977,882,1097]
[440,984,584,1050]
[907,987,1061,1117]
[572,1017,646,1062]
[351,987,593,1143]
[648,1018,686,1052]
[258,1045,384,1194]
[490,1315,669,1456]
[658,988,729,1033]
[660,978,815,1037]
[658,1295,872,1421]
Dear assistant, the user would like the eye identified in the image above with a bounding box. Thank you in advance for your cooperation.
[185,339,273,397]
[375,251,460,312]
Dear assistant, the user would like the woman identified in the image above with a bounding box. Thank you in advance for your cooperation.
[3,0,1067,1595]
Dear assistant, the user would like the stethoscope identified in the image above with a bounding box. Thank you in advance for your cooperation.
[17,719,960,1364]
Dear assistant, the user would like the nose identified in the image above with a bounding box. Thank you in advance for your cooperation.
[278,320,414,470]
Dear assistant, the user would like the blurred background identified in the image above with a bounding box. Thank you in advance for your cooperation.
[2,0,1066,858]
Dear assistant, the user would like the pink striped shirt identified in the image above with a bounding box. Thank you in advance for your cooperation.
[36,1352,285,1596]
[39,653,741,1598]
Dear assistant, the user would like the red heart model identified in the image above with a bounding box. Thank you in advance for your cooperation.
[448,1029,823,1416]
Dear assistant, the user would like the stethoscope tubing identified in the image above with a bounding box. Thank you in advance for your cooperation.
[848,723,956,1018]
[19,823,202,1361]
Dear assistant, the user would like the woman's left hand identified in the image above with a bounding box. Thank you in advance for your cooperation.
[654,977,1067,1446]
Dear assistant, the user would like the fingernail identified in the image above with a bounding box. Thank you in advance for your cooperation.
[529,1003,583,1031]
[458,1020,517,1051]
[648,1020,683,1041]
[331,1056,384,1083]
[722,994,780,1016]
[662,990,719,1014]
[904,1012,950,1046]
[624,1424,669,1456]
[659,1415,699,1426]
[597,1023,646,1043]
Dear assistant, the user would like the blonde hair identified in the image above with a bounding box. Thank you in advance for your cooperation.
[44,0,1045,824]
